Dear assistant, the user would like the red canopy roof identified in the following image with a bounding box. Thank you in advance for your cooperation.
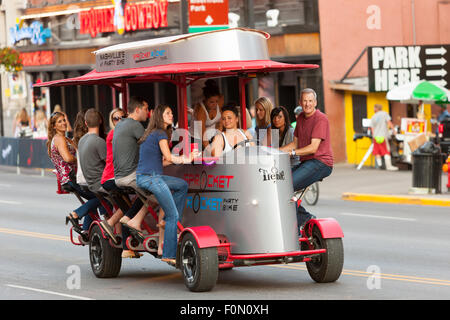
[34,60,318,87]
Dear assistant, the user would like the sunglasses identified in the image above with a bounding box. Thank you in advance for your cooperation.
[50,111,63,118]
[112,114,127,122]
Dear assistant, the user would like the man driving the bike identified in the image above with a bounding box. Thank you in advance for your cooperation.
[280,88,333,230]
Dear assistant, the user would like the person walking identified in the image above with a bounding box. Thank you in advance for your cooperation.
[370,104,398,171]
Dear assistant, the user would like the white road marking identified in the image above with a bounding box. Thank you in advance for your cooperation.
[0,199,21,205]
[340,212,417,222]
[6,284,94,300]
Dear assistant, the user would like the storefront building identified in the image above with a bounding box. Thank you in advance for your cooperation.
[2,0,323,136]
[318,0,450,164]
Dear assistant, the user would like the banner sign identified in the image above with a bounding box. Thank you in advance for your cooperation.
[19,51,54,67]
[9,21,52,45]
[79,0,168,38]
[0,137,53,169]
[368,45,450,92]
[188,0,229,33]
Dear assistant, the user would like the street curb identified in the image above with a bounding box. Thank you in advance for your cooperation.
[342,192,450,207]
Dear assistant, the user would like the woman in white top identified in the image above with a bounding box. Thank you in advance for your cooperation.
[210,105,254,157]
[191,79,223,149]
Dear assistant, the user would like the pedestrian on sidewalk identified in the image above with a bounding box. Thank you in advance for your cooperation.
[370,104,398,171]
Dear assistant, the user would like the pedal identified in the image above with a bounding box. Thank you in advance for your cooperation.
[143,234,159,252]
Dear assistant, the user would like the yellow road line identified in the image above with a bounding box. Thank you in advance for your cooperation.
[0,227,70,242]
[342,192,450,207]
[271,264,450,287]
[2,226,449,288]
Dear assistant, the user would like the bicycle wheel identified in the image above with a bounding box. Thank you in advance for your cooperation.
[304,182,319,206]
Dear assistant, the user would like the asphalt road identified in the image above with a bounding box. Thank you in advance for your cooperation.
[0,167,449,301]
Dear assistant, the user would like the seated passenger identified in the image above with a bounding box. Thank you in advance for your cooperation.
[112,97,155,242]
[101,108,143,258]
[210,105,253,157]
[136,104,197,265]
[78,109,122,244]
[189,79,222,149]
[270,106,299,166]
[248,97,273,146]
[47,111,100,240]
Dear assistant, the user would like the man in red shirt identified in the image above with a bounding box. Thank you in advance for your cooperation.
[280,88,333,229]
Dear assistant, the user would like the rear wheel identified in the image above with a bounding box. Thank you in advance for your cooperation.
[89,224,122,278]
[180,233,218,292]
[301,226,343,283]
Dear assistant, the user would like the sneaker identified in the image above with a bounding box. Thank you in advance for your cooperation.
[386,166,399,171]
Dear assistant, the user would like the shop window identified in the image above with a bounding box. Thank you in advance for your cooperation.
[352,94,367,134]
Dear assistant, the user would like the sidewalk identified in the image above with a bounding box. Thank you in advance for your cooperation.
[321,163,450,207]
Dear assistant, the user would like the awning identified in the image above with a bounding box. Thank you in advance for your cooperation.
[34,60,318,88]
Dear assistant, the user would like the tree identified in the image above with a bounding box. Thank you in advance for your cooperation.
[0,47,23,72]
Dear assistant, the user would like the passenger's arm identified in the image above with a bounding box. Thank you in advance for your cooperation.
[54,136,76,163]
[244,130,255,146]
[194,105,208,149]
[159,139,197,164]
[279,137,297,153]
[210,134,224,157]
[292,138,321,156]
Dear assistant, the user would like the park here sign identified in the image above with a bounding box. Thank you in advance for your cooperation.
[368,45,449,92]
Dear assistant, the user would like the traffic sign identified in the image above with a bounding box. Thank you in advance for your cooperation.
[188,0,229,33]
[368,45,450,92]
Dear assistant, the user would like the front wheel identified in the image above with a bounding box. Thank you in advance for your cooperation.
[180,233,218,292]
[89,224,122,278]
[301,226,343,283]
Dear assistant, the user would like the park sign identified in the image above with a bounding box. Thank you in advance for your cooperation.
[188,0,229,33]
[368,45,449,92]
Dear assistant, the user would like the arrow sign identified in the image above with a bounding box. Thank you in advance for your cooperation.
[430,80,448,87]
[426,58,447,66]
[426,69,447,77]
[205,15,214,25]
[425,47,447,56]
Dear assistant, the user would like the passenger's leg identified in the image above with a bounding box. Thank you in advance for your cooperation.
[291,160,332,227]
[160,175,188,223]
[137,174,179,260]
[70,197,101,230]
[157,208,165,256]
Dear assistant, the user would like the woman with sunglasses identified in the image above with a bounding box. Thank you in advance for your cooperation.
[47,111,101,240]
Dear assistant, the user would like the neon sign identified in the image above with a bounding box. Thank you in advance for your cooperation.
[79,0,168,38]
[9,21,52,46]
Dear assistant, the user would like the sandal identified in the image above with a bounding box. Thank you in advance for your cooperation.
[65,213,80,229]
[122,250,143,259]
[121,222,145,242]
[100,221,118,245]
[161,258,176,266]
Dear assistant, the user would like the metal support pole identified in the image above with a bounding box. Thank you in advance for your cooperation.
[239,77,250,129]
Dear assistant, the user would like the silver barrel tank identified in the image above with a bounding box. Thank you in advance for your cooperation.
[165,146,299,254]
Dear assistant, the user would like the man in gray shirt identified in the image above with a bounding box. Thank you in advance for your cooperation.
[78,108,122,243]
[78,109,108,192]
[113,96,149,188]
